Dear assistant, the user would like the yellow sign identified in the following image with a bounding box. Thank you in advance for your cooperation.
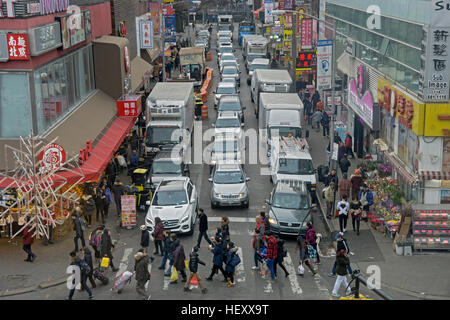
[163,0,174,2]
[283,29,292,40]
[424,103,450,136]
[377,78,425,135]
[276,44,283,50]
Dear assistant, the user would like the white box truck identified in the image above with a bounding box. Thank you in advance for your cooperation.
[179,47,205,88]
[251,69,293,116]
[145,82,195,158]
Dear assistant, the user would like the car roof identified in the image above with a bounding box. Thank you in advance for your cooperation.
[221,53,235,57]
[251,58,270,65]
[216,163,241,171]
[154,150,182,161]
[219,95,240,102]
[223,66,237,71]
[218,81,236,88]
[158,178,188,191]
[275,180,309,194]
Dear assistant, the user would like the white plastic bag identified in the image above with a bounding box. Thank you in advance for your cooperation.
[297,264,305,275]
[112,271,133,292]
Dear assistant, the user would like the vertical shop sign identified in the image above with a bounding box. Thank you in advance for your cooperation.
[284,0,293,10]
[0,33,8,61]
[150,2,162,35]
[264,0,273,24]
[284,12,293,29]
[317,39,332,90]
[301,18,313,49]
[121,195,137,227]
[348,65,376,129]
[7,33,29,60]
[140,20,153,49]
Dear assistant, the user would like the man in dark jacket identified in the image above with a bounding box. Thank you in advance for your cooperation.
[303,98,313,125]
[112,179,125,217]
[329,232,352,277]
[153,217,164,255]
[311,91,320,110]
[159,231,171,270]
[100,228,119,272]
[135,250,151,300]
[339,154,351,177]
[331,250,352,297]
[171,241,187,283]
[344,132,354,158]
[164,233,178,276]
[326,169,339,187]
[22,224,36,262]
[72,210,85,253]
[140,225,150,251]
[67,251,93,300]
[321,110,330,137]
[184,246,207,293]
[196,208,212,248]
[83,247,96,289]
[206,237,228,281]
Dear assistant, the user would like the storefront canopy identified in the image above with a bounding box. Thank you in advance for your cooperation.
[419,171,450,181]
[383,151,418,185]
[131,56,153,93]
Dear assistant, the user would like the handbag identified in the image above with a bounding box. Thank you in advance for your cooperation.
[334,209,339,217]
[100,256,110,268]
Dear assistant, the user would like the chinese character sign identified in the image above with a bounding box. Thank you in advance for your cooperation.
[301,19,313,49]
[117,95,142,117]
[150,2,162,35]
[7,34,30,60]
[140,21,153,49]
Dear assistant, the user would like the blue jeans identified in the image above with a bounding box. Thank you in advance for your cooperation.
[160,252,168,269]
[23,244,35,261]
[254,251,263,267]
[267,258,275,279]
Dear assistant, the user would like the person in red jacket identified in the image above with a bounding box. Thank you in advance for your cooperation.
[265,232,278,281]
[305,222,320,264]
[22,225,36,262]
[153,217,164,255]
[344,132,354,159]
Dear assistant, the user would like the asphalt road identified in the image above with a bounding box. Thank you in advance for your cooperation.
[5,23,381,300]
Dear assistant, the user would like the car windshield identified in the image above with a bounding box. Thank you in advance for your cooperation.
[214,171,245,184]
[248,54,265,63]
[146,127,180,145]
[250,64,269,71]
[272,192,310,210]
[217,86,236,94]
[221,55,235,61]
[219,47,233,54]
[223,67,237,74]
[278,159,315,175]
[219,101,241,111]
[151,161,182,174]
[223,61,236,67]
[269,127,301,139]
[153,190,187,206]
[213,141,238,153]
[221,78,236,84]
[219,25,231,31]
[216,118,240,128]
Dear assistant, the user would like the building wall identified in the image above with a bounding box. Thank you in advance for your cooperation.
[110,0,151,59]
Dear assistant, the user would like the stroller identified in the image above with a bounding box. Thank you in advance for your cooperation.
[93,266,109,285]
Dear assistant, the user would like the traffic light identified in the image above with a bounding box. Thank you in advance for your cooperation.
[296,51,315,69]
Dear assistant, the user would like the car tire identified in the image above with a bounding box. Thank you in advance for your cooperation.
[243,200,249,209]
[211,201,217,209]
[270,175,273,184]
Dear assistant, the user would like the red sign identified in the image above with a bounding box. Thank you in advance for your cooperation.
[296,51,315,69]
[79,140,92,165]
[301,19,313,49]
[117,95,142,117]
[39,143,66,173]
[43,101,62,119]
[7,33,30,60]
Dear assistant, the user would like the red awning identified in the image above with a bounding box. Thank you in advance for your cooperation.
[383,151,418,185]
[419,171,450,181]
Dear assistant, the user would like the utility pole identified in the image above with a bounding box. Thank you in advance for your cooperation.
[160,0,166,82]
[291,4,297,89]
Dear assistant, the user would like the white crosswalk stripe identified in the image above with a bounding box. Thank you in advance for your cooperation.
[116,248,133,278]
[236,247,245,283]
[284,253,303,295]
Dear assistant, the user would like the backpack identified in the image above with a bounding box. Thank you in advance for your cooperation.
[230,253,241,267]
[79,260,91,274]
[89,231,102,247]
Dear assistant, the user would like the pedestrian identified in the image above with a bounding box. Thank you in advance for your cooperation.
[135,249,152,300]
[184,246,207,293]
[274,238,289,278]
[153,217,164,255]
[140,225,150,251]
[328,232,352,277]
[164,233,179,276]
[206,236,228,281]
[323,181,336,219]
[261,211,270,235]
[345,132,354,158]
[255,215,265,237]
[251,228,264,270]
[83,247,96,289]
[81,193,95,227]
[331,250,352,298]
[171,240,187,284]
[105,161,115,188]
[326,168,339,187]
[196,208,213,248]
[22,224,36,262]
[66,251,93,300]
[103,184,112,219]
[350,195,362,235]
[112,178,125,217]
[129,150,139,174]
[159,231,171,270]
[305,221,320,264]
[337,195,350,233]
[311,90,320,110]
[311,109,322,131]
[337,141,346,165]
[224,242,239,287]
[358,184,374,220]
[350,169,363,199]
[296,234,316,276]
[89,225,104,263]
[303,98,313,126]
[265,232,278,282]
[339,153,351,177]
[100,228,119,272]
[338,173,352,199]
[321,110,330,137]
[298,89,304,101]
[72,209,86,253]
[42,208,55,246]
[220,216,230,242]
[94,186,105,224]
[334,130,342,144]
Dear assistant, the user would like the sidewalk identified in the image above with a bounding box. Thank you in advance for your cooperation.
[306,119,450,299]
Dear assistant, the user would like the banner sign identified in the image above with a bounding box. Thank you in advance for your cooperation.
[317,39,332,90]
[28,21,62,56]
[264,0,273,24]
[150,2,162,35]
[7,33,30,60]
[121,195,137,227]
[140,20,153,49]
[39,143,66,174]
[301,18,313,49]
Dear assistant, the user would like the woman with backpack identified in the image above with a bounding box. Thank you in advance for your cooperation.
[89,225,104,263]
[224,242,239,287]
[305,221,320,264]
[274,238,289,278]
[100,228,119,272]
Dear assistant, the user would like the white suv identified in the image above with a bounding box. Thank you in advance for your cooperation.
[145,177,198,235]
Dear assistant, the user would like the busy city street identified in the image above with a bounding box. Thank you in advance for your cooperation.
[0,0,449,303]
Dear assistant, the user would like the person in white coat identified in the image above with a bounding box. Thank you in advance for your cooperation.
[336,195,350,233]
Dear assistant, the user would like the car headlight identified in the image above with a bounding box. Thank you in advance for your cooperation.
[180,214,190,224]
[311,184,316,190]
[214,192,222,198]
[239,191,248,198]
[146,216,154,225]
[268,210,278,225]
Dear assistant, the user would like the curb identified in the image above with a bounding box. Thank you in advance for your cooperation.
[0,277,67,298]
[315,188,334,235]
[39,277,67,289]
[0,285,38,297]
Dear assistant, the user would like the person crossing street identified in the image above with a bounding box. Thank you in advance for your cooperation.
[184,246,207,293]
[196,208,213,248]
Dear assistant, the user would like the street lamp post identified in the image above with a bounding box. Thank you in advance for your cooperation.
[160,0,166,82]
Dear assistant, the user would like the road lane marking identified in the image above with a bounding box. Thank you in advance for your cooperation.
[236,247,246,283]
[284,253,303,295]
[116,248,133,278]
[208,217,250,223]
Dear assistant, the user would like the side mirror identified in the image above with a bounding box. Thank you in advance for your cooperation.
[265,199,271,205]
[146,201,151,206]
[306,130,310,138]
[246,177,251,181]
[208,178,213,182]
[211,123,215,127]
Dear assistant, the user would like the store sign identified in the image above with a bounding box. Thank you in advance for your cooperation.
[0,32,7,61]
[7,33,30,60]
[39,143,66,173]
[423,103,450,136]
[28,22,62,56]
[377,78,425,135]
[264,0,273,24]
[317,39,332,90]
[40,0,69,15]
[58,11,87,50]
[284,0,292,10]
[140,20,153,49]
[284,13,293,29]
[271,26,283,35]
[348,65,376,129]
[150,2,162,35]
[117,94,142,117]
[0,0,68,18]
[296,51,314,70]
[301,18,313,49]
[164,14,176,33]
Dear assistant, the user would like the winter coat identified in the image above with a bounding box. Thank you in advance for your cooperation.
[334,134,342,144]
[263,215,270,233]
[350,174,363,192]
[162,236,171,254]
[324,185,335,203]
[188,251,205,273]
[112,183,125,201]
[221,222,230,240]
[257,221,265,237]
[173,244,186,271]
[305,227,317,245]
[336,254,350,276]
[22,226,33,245]
[135,253,150,282]
[321,111,330,126]
[84,251,94,275]
[251,233,263,251]
[339,157,351,173]
[198,212,208,232]
[338,146,346,162]
[336,238,350,254]
[153,222,164,241]
[105,188,113,204]
[359,189,374,207]
[338,179,352,198]
[276,240,286,263]
[266,235,278,259]
[82,196,95,216]
[168,239,179,261]
[211,244,224,266]
[350,201,362,219]
[140,230,150,248]
[73,217,83,237]
[100,231,114,258]
[345,135,353,148]
[312,92,320,108]
[94,188,105,207]
[311,110,322,123]
[326,173,338,187]
[303,99,312,116]
[337,201,350,216]
[225,247,239,273]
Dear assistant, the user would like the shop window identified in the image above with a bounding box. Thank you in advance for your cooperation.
[0,73,32,138]
[441,190,450,204]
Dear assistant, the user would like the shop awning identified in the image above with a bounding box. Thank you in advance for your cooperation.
[146,48,160,62]
[383,151,418,185]
[419,171,450,181]
[131,56,153,93]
